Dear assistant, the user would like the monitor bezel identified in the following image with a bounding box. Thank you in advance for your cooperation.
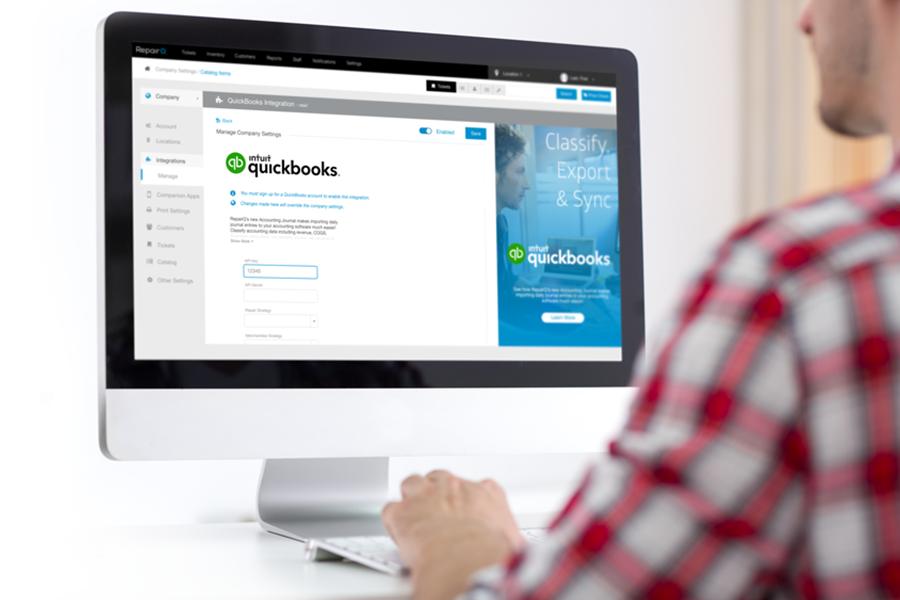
[102,11,645,390]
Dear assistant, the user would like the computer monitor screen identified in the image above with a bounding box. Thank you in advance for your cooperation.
[103,14,644,390]
[543,238,598,279]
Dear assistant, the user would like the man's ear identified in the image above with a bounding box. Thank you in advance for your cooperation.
[875,0,900,34]
[877,0,900,15]
[797,1,813,35]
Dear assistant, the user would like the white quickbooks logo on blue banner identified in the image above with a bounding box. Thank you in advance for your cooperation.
[509,245,612,268]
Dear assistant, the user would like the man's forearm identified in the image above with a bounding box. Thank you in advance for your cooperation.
[412,522,513,600]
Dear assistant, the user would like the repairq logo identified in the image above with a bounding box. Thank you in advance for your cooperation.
[226,152,246,174]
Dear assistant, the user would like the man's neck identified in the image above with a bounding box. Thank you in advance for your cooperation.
[868,7,900,160]
[888,72,900,152]
[887,105,900,164]
[883,27,900,154]
[880,85,900,166]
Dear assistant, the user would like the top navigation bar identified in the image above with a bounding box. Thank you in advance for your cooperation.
[132,43,617,87]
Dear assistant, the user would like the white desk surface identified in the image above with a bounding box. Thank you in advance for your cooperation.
[84,522,412,599]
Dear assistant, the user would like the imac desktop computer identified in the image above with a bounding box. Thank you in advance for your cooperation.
[98,11,645,558]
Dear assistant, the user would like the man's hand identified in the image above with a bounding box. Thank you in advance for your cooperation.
[382,470,522,599]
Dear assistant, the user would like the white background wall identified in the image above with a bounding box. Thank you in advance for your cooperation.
[0,0,742,593]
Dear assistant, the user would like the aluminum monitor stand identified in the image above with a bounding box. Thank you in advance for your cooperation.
[257,457,391,545]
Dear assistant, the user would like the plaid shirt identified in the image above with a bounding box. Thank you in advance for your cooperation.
[467,163,900,599]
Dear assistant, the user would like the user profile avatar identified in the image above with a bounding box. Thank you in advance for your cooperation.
[560,72,569,83]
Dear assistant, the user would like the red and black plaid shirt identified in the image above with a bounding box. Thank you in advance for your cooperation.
[468,162,900,599]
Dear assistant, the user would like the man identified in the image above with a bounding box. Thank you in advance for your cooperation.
[382,1,900,598]
[495,124,530,297]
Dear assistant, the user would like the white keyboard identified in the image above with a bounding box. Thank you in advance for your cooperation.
[305,529,546,576]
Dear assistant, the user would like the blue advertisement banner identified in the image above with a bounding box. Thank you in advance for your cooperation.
[495,124,622,347]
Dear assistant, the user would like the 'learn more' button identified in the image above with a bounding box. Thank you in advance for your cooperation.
[541,312,585,324]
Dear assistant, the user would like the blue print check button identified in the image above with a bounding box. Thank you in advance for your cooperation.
[581,89,612,102]
[556,88,577,100]
[465,127,487,140]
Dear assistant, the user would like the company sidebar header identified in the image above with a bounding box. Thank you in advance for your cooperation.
[132,42,617,87]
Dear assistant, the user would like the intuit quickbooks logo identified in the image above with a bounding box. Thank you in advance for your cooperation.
[225,152,340,178]
[508,244,613,268]
[506,244,526,265]
[226,152,246,174]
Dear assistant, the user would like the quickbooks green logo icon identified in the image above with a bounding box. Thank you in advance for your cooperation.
[224,152,341,178]
[226,152,246,174]
[507,243,526,265]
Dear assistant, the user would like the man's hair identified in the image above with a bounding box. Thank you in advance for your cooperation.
[495,124,527,175]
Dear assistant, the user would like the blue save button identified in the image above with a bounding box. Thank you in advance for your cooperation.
[556,88,577,100]
[582,89,612,102]
[465,127,487,140]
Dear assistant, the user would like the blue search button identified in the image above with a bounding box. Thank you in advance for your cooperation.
[556,88,577,100]
[582,89,612,102]
[465,127,487,140]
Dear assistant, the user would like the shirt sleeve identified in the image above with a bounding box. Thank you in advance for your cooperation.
[464,229,811,599]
